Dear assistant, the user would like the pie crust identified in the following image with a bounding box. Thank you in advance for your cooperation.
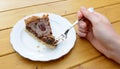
[25,14,58,48]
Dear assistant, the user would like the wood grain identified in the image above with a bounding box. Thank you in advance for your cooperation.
[0,53,37,69]
[71,56,120,69]
[0,0,120,30]
[64,4,120,24]
[2,3,120,57]
[0,0,64,12]
[0,29,14,56]
[1,0,120,69]
[1,20,120,69]
[0,38,101,69]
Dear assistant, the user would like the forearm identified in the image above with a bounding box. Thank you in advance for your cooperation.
[108,34,120,64]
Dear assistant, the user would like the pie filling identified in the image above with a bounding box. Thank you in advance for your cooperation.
[25,15,58,47]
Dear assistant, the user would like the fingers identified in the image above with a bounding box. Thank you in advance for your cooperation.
[77,21,88,37]
[78,21,88,32]
[80,7,94,19]
[80,7,98,25]
[77,31,86,37]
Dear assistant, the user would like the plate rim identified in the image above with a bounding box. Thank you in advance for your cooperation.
[10,13,76,61]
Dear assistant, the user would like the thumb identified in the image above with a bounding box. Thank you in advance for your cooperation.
[77,11,83,20]
[80,7,97,25]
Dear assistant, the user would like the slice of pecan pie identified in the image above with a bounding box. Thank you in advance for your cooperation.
[25,14,58,48]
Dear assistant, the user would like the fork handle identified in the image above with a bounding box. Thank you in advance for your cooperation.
[69,8,94,30]
[72,20,79,26]
[69,19,83,30]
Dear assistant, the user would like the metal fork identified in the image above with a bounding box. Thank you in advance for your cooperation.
[56,19,81,44]
[56,8,94,44]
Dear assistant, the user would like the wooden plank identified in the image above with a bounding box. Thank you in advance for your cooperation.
[37,38,100,69]
[64,4,120,24]
[1,2,120,68]
[0,53,37,69]
[1,21,120,69]
[2,6,120,57]
[0,38,101,69]
[0,29,14,56]
[0,0,120,30]
[0,0,64,12]
[96,4,120,23]
[71,56,120,69]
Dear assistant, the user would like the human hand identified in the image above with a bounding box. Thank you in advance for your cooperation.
[77,7,120,63]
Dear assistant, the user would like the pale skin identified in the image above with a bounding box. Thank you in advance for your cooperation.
[77,7,120,64]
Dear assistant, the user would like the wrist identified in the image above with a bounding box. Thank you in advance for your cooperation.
[108,34,120,63]
[112,33,120,44]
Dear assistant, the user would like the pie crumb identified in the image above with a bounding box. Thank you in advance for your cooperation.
[37,46,40,48]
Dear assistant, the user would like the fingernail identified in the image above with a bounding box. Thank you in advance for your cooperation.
[77,11,80,15]
[77,11,80,13]
[77,11,81,16]
[77,11,83,19]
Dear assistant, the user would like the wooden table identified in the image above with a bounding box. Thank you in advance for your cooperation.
[0,0,120,69]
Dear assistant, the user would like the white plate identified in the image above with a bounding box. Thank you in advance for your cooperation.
[10,13,76,61]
